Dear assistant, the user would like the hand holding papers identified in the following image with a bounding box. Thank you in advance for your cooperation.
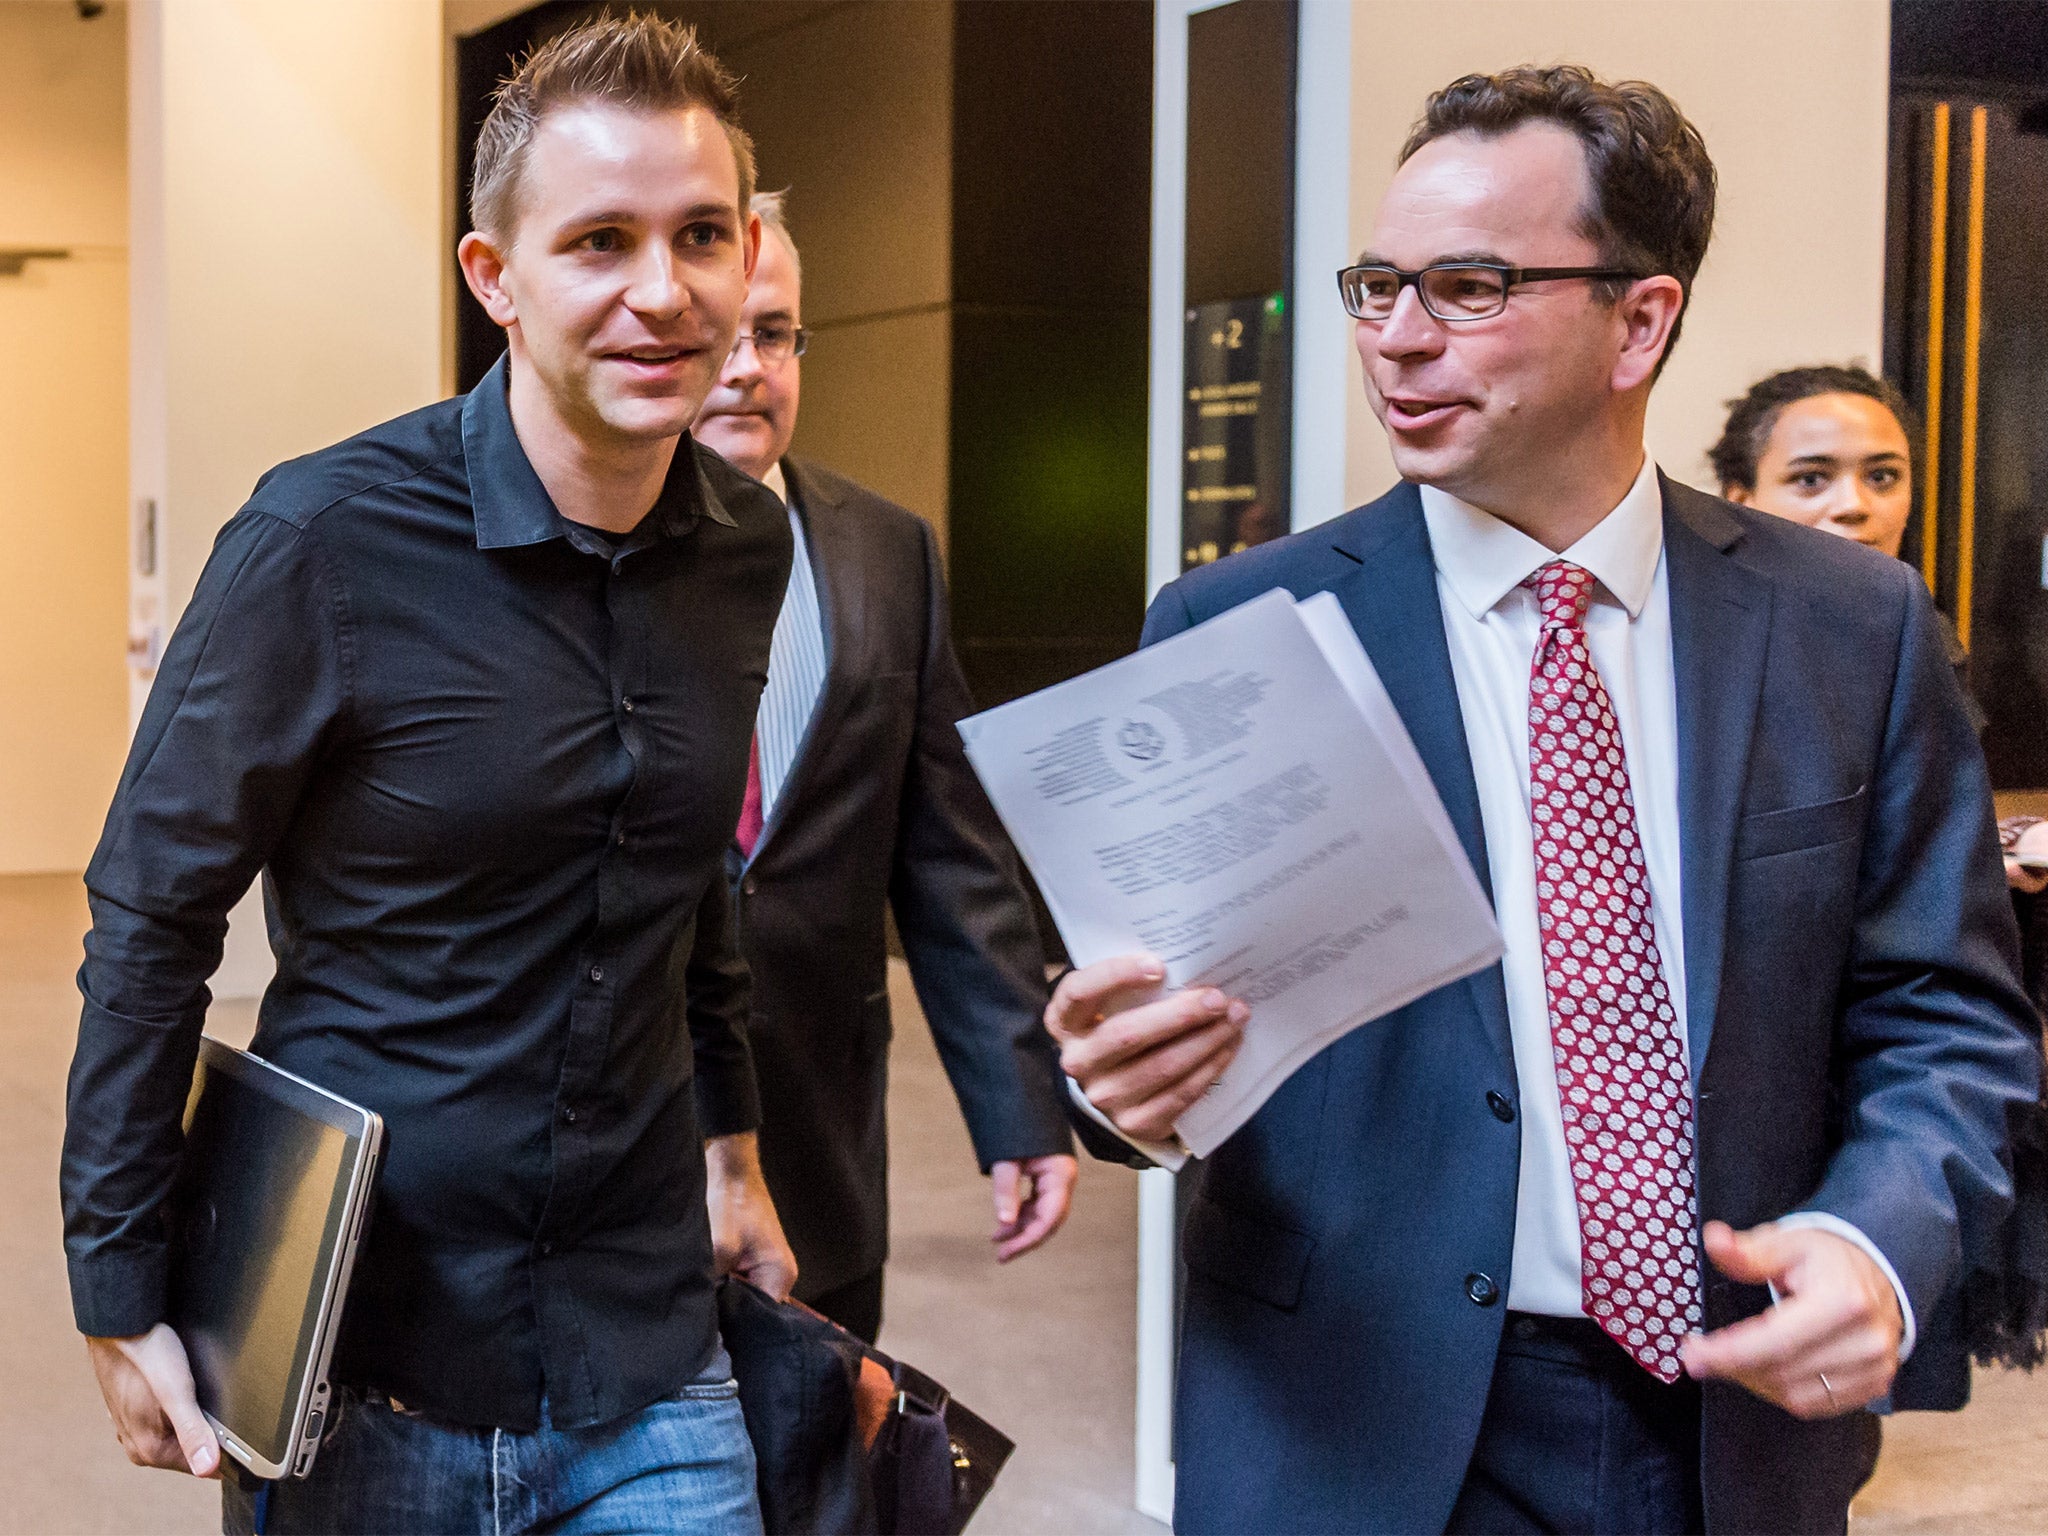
[960,589,1503,1158]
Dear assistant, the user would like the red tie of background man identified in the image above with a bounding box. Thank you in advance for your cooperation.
[1524,560,1701,1381]
[735,735,765,859]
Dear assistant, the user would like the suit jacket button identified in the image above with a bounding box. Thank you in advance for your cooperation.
[742,877,758,896]
[1466,1272,1500,1307]
[1486,1091,1516,1123]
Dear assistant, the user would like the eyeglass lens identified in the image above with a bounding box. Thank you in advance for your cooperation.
[1342,265,1509,322]
[730,326,807,363]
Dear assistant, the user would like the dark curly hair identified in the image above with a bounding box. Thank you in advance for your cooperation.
[1401,64,1716,365]
[1708,365,1916,493]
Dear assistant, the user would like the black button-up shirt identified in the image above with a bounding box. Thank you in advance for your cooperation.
[61,358,791,1430]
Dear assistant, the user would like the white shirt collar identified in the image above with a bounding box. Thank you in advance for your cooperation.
[1419,456,1664,621]
[761,459,789,506]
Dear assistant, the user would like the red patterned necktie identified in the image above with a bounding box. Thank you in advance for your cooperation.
[735,735,765,859]
[1524,560,1701,1381]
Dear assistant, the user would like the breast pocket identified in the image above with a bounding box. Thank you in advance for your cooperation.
[1736,785,1867,861]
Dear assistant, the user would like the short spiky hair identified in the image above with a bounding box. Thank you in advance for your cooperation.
[470,12,756,241]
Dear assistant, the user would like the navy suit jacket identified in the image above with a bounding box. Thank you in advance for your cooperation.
[1103,478,2038,1534]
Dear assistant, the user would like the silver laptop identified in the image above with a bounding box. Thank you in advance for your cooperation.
[167,1037,383,1480]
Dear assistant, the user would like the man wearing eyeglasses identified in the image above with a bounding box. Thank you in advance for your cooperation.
[1048,66,2036,1535]
[692,192,1076,1344]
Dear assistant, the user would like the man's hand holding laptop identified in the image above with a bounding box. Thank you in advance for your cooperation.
[87,1324,220,1478]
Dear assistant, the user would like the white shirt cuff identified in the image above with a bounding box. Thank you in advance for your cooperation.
[1065,1075,1190,1172]
[1776,1211,1917,1360]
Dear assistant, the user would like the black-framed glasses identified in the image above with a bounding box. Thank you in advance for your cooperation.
[728,324,809,363]
[1336,262,1640,323]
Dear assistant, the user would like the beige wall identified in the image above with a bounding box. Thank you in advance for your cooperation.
[711,0,955,545]
[1342,0,1891,508]
[130,0,445,990]
[0,1,130,875]
[136,0,446,625]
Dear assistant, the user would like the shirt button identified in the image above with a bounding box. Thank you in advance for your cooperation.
[620,696,636,714]
[1486,1091,1516,1124]
[614,830,627,847]
[1465,1272,1500,1307]
[588,965,604,984]
[561,1105,578,1124]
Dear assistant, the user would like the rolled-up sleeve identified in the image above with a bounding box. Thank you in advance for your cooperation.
[63,509,351,1338]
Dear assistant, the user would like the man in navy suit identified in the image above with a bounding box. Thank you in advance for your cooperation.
[1049,66,2039,1534]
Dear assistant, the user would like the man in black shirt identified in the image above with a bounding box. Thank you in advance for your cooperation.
[62,18,795,1533]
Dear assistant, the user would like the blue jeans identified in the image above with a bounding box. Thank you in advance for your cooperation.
[222,1348,761,1536]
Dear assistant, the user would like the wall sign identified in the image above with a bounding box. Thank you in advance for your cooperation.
[1181,293,1289,569]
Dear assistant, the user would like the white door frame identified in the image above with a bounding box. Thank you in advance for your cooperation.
[1137,0,1352,1520]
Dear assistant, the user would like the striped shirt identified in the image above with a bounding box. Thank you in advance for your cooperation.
[755,460,829,822]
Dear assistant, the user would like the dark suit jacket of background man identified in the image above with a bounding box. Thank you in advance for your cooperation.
[728,456,1072,1305]
[1071,476,2040,1535]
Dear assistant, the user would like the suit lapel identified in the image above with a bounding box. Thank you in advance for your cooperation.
[1330,487,1516,1077]
[749,458,864,862]
[1661,477,1772,1078]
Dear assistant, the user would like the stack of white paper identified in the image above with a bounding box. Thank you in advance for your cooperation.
[959,589,1503,1158]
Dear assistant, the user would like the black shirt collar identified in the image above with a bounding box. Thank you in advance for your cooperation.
[460,353,737,551]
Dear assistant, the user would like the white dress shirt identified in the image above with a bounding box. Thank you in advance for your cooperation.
[1423,457,1911,1347]
[752,461,829,826]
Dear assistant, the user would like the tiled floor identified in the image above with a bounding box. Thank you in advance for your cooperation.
[5,869,2045,1533]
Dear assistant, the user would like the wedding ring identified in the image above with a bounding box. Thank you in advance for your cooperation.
[1818,1372,1839,1411]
